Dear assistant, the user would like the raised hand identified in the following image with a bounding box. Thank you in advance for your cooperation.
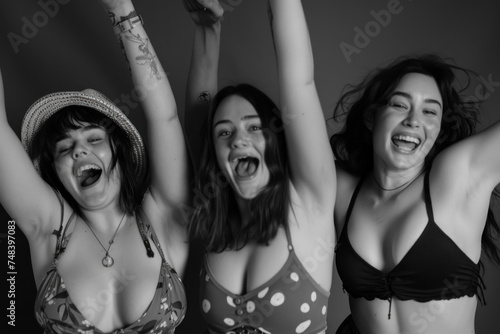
[97,0,135,23]
[182,0,224,26]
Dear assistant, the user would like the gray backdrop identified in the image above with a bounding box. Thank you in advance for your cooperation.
[1,0,499,333]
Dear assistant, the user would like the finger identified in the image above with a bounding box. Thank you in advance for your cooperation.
[199,0,224,18]
[182,0,202,12]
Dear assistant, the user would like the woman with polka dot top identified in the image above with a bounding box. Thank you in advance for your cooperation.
[182,0,336,333]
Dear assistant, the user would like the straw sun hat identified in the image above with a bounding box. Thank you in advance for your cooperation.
[21,89,146,178]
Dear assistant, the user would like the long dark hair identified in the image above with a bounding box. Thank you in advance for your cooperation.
[189,84,290,253]
[31,106,149,216]
[331,54,500,266]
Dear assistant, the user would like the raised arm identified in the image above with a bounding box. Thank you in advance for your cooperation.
[182,0,223,168]
[100,0,189,210]
[440,119,500,194]
[0,70,61,240]
[469,121,500,189]
[268,0,336,207]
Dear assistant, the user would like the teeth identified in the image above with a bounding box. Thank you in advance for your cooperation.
[76,164,101,177]
[231,155,250,163]
[393,135,420,145]
[398,146,412,152]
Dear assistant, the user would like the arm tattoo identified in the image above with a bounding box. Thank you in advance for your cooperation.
[198,91,212,104]
[107,10,161,81]
[123,32,161,81]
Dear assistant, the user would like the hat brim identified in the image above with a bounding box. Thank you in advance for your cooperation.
[21,89,146,178]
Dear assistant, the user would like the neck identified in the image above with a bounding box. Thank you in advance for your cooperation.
[80,206,128,234]
[371,165,425,193]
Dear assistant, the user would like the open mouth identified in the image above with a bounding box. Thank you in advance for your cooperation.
[392,135,421,152]
[76,164,103,188]
[233,156,260,178]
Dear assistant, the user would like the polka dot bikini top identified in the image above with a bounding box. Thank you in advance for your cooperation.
[199,225,330,334]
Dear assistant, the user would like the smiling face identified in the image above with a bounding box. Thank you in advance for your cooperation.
[371,73,443,173]
[212,95,270,200]
[52,122,121,210]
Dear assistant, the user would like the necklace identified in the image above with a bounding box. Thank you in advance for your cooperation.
[83,213,127,268]
[372,170,424,192]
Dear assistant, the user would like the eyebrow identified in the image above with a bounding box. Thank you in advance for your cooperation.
[213,115,260,128]
[391,91,442,109]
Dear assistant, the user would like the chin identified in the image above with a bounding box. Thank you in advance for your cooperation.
[231,184,263,201]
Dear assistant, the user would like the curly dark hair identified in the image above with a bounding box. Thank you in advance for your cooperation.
[32,106,149,216]
[330,54,500,266]
[189,84,290,253]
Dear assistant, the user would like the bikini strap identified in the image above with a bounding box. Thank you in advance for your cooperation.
[137,209,170,263]
[423,166,435,222]
[55,211,76,259]
[51,189,65,239]
[51,189,76,261]
[341,176,366,237]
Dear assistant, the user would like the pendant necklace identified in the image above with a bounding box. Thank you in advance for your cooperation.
[83,213,127,268]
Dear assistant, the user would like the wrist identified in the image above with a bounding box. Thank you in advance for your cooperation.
[113,14,143,35]
[106,5,137,26]
[194,20,222,35]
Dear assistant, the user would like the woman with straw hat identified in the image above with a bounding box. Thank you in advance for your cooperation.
[0,0,189,333]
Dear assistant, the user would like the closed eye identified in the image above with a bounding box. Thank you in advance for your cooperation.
[424,109,437,115]
[55,144,72,155]
[88,137,103,143]
[389,102,408,109]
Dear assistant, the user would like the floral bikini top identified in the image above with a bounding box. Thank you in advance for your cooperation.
[34,208,187,334]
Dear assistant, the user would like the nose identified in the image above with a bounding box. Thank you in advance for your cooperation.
[230,131,249,149]
[402,109,420,128]
[72,142,89,159]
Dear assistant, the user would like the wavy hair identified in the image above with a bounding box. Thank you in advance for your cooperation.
[331,54,500,266]
[32,106,149,216]
[189,84,290,253]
